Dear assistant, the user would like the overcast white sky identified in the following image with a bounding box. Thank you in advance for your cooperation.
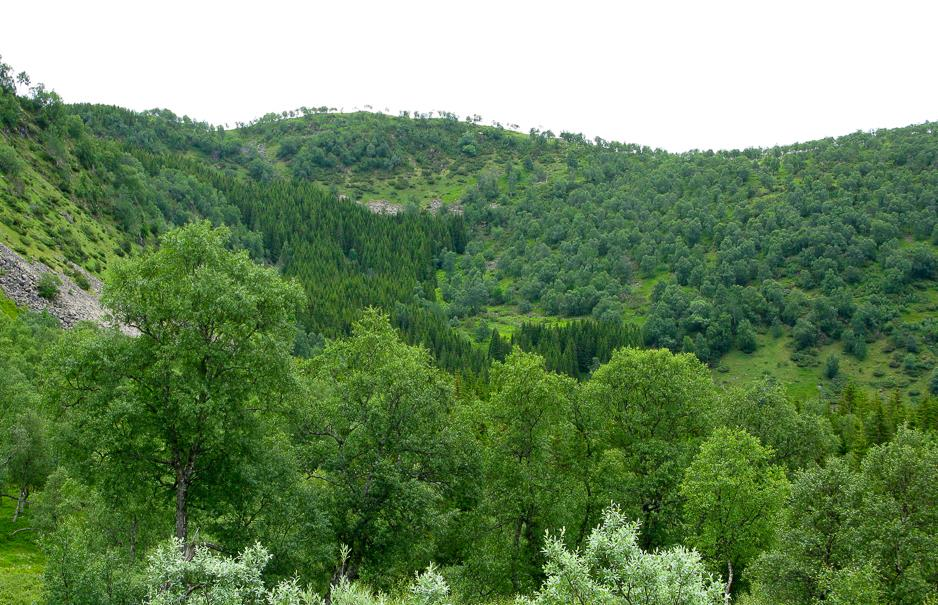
[4,0,936,151]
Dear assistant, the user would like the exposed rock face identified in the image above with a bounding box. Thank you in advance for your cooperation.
[0,242,117,329]
[362,199,405,215]
[356,197,464,216]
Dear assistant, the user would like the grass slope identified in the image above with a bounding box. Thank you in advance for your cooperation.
[0,496,44,605]
[0,131,123,275]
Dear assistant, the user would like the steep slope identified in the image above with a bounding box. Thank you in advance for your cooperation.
[2,57,937,400]
[83,105,938,400]
[0,241,110,327]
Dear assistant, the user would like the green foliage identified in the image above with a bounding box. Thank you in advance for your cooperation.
[463,349,576,593]
[751,428,938,605]
[509,319,642,379]
[3,64,937,397]
[737,319,757,354]
[40,514,144,605]
[680,428,789,597]
[0,495,44,605]
[48,222,305,546]
[294,309,467,583]
[0,140,25,176]
[582,348,717,546]
[144,540,278,605]
[1,56,938,604]
[0,292,18,319]
[36,272,61,300]
[715,380,837,470]
[825,353,840,379]
[141,539,453,605]
[521,505,723,605]
[66,96,938,383]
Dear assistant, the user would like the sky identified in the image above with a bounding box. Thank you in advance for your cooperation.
[3,0,936,152]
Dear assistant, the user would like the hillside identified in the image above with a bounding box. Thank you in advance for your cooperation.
[227,112,938,400]
[2,58,938,401]
[1,54,938,605]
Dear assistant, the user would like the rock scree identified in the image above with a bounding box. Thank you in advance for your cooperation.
[0,241,118,328]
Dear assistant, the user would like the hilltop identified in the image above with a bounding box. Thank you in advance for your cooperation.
[2,61,938,400]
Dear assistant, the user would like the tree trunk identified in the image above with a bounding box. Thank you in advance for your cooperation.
[12,486,28,522]
[130,517,138,560]
[175,473,189,543]
[724,559,734,605]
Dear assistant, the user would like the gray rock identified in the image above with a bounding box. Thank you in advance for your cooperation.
[0,242,134,333]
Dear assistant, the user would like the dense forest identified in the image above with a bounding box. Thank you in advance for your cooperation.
[1,55,938,604]
[5,55,938,400]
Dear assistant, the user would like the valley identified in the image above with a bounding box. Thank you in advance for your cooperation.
[1,54,937,605]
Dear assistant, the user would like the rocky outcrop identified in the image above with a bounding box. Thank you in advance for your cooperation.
[0,242,115,328]
[362,199,405,215]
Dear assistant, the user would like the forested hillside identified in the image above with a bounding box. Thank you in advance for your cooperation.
[1,55,938,605]
[38,79,938,399]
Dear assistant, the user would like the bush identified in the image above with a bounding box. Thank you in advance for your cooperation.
[792,318,818,350]
[521,505,722,605]
[37,272,61,300]
[71,271,91,291]
[825,354,840,379]
[0,141,24,177]
[143,539,451,605]
[902,353,921,376]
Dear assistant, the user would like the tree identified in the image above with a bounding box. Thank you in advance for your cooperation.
[582,347,716,547]
[467,349,576,593]
[792,318,818,350]
[1,409,51,521]
[680,428,789,602]
[751,428,938,605]
[749,457,861,605]
[294,309,467,583]
[0,312,55,523]
[520,505,722,605]
[856,427,938,604]
[49,222,304,545]
[826,353,840,379]
[736,319,757,353]
[716,380,837,471]
[487,327,509,361]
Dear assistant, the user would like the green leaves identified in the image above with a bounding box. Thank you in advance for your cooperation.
[296,309,461,581]
[582,347,716,546]
[465,349,577,592]
[523,505,723,605]
[50,222,304,543]
[751,427,938,604]
[680,428,789,595]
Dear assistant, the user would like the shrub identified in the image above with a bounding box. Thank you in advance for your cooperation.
[37,272,61,300]
[521,505,722,605]
[0,141,24,176]
[71,271,91,291]
[825,354,840,379]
